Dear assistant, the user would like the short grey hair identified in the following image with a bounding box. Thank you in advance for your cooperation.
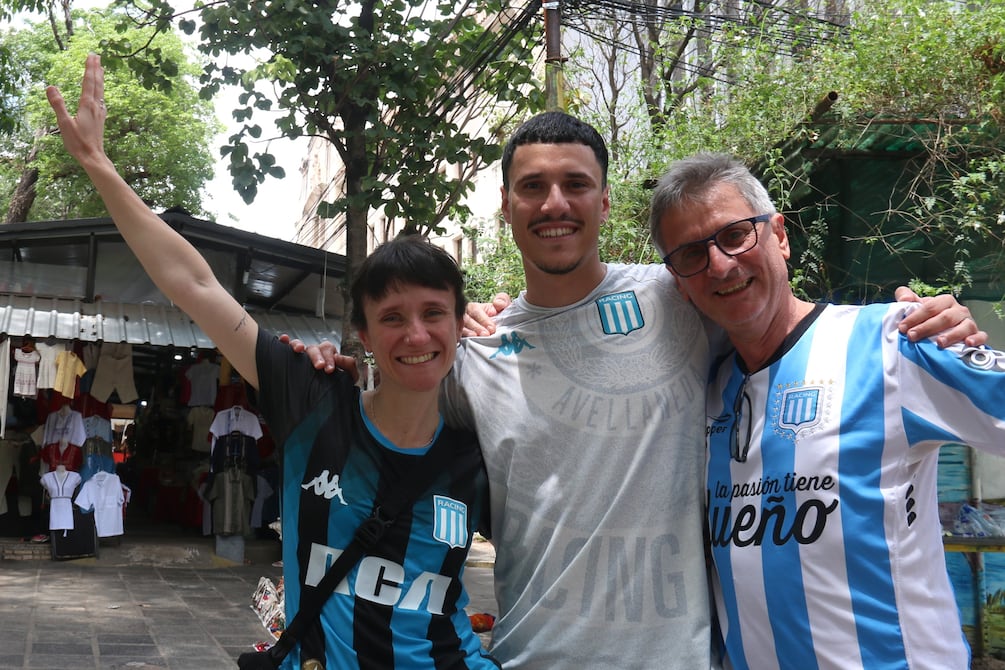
[648,153,776,257]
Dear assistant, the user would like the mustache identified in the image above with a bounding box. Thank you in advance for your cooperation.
[530,214,581,226]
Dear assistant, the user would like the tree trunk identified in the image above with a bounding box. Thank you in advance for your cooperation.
[5,165,39,224]
[5,126,49,225]
[341,120,369,371]
[335,0,378,382]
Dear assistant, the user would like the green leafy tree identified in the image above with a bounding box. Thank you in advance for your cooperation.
[474,0,1002,307]
[461,217,525,303]
[728,0,1005,304]
[0,0,49,135]
[562,0,852,177]
[466,0,1005,313]
[105,0,543,360]
[0,6,218,221]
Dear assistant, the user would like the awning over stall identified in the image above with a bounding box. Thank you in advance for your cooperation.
[0,294,341,348]
[0,210,346,348]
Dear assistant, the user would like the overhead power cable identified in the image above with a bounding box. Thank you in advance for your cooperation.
[428,0,543,120]
[561,0,851,59]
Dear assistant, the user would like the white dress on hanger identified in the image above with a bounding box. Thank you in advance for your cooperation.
[41,467,81,531]
[35,342,59,391]
[13,348,40,397]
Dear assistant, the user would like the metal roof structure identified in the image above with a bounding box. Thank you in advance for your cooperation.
[765,116,1004,205]
[0,294,341,349]
[753,101,1005,303]
[0,211,348,395]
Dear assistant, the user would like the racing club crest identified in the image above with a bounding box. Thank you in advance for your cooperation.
[596,291,643,335]
[432,495,468,549]
[775,384,827,439]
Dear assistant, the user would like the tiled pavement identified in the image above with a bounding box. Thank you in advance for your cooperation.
[0,531,497,669]
[0,534,283,670]
[0,558,275,669]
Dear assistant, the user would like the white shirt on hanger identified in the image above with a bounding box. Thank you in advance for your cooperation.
[75,471,125,537]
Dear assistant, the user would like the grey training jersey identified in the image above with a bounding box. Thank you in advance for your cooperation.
[443,263,717,669]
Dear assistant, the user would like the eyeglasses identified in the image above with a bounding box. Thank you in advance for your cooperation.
[731,374,752,463]
[662,214,773,277]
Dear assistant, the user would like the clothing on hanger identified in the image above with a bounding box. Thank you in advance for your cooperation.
[42,404,87,449]
[13,347,41,398]
[53,348,87,399]
[0,337,10,438]
[34,341,60,391]
[187,406,216,452]
[40,406,87,472]
[41,467,81,531]
[209,406,263,475]
[209,406,263,444]
[205,467,255,536]
[75,470,126,537]
[0,436,17,516]
[90,342,138,403]
[186,357,221,407]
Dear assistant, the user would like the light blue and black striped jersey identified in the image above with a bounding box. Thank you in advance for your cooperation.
[705,303,1005,670]
[254,330,497,670]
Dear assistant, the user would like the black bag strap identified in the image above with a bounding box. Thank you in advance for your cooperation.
[265,431,458,664]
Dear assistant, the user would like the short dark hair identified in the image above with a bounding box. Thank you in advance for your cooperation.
[501,111,609,189]
[350,235,468,331]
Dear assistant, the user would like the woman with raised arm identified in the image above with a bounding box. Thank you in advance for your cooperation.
[48,54,498,670]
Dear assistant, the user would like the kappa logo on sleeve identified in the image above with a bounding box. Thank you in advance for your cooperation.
[489,332,535,359]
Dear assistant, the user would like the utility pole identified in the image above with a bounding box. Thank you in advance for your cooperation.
[543,0,565,111]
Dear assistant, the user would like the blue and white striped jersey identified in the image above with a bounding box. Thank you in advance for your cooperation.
[705,302,1005,670]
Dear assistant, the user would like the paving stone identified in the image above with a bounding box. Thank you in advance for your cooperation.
[0,524,496,669]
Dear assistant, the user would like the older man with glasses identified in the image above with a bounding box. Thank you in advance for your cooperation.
[650,151,1004,670]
